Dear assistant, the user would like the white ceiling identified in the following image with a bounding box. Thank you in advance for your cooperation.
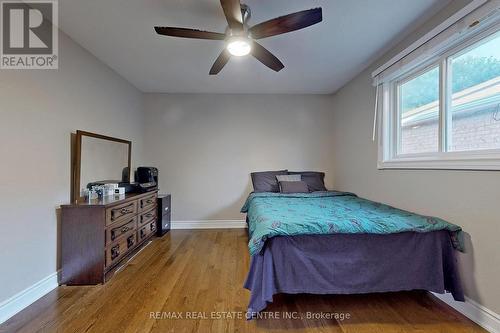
[59,0,450,94]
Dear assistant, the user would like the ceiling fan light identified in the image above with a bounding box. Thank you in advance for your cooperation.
[227,38,251,57]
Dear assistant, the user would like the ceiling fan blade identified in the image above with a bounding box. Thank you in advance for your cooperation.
[251,41,284,72]
[154,27,226,40]
[220,0,244,32]
[209,49,231,75]
[249,8,322,39]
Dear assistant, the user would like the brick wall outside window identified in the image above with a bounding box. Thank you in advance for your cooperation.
[401,107,500,154]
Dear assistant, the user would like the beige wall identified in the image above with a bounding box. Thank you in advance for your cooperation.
[142,94,335,221]
[330,0,500,313]
[0,32,144,303]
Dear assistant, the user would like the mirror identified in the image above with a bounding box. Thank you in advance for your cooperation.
[73,130,131,202]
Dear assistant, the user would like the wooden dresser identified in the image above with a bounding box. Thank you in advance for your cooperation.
[61,191,158,285]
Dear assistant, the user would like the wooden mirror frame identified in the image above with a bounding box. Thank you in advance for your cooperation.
[72,130,132,203]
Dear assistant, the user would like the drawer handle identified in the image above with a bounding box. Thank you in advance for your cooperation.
[141,199,154,208]
[111,204,134,219]
[144,213,153,219]
[150,222,156,231]
[111,245,120,260]
[111,219,134,241]
[111,227,130,241]
[127,235,135,248]
[164,207,169,212]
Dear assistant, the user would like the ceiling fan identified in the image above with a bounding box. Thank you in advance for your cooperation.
[154,0,322,75]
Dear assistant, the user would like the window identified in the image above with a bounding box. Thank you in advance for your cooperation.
[449,33,500,152]
[399,66,440,155]
[379,24,500,170]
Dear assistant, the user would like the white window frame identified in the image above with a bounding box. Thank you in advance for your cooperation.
[378,22,500,170]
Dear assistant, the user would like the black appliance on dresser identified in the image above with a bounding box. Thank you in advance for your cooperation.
[136,167,159,193]
[157,194,171,236]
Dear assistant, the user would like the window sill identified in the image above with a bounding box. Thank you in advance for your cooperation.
[378,153,500,171]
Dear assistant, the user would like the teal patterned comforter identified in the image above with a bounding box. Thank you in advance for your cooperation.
[241,192,464,256]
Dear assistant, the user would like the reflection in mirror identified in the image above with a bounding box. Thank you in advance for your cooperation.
[80,135,130,193]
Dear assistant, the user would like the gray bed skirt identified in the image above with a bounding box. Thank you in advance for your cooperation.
[244,231,464,315]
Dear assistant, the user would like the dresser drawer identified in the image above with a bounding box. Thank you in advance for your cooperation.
[105,231,137,268]
[139,207,156,227]
[106,216,137,245]
[138,221,156,242]
[106,200,137,226]
[138,193,157,212]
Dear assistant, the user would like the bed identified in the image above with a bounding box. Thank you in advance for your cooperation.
[241,191,465,315]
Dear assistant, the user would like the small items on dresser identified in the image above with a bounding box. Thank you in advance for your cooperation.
[157,194,171,236]
[114,187,126,195]
[103,183,119,196]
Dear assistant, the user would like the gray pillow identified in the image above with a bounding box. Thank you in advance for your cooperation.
[288,171,327,192]
[279,181,309,193]
[251,170,288,192]
[276,174,301,182]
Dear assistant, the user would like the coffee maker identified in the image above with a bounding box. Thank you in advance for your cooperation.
[135,167,158,192]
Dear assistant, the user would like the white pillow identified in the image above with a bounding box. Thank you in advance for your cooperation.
[276,174,301,182]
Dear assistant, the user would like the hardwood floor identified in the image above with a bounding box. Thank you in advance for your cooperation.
[0,229,485,333]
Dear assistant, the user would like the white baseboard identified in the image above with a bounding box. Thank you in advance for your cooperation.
[171,220,247,229]
[432,293,500,333]
[0,272,58,324]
